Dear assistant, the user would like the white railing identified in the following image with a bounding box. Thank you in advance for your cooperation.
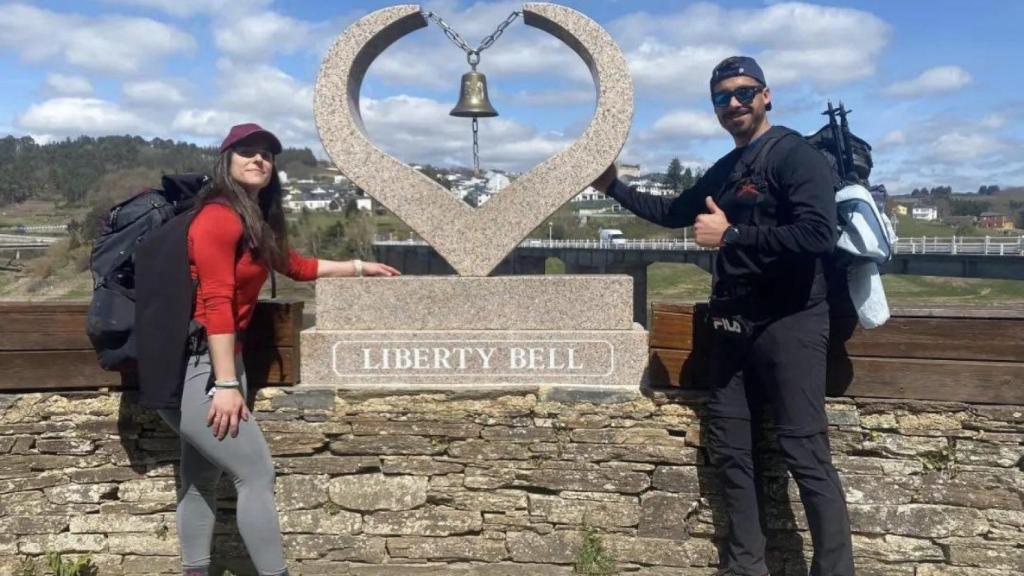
[892,236,1023,256]
[0,224,68,234]
[0,233,61,245]
[374,235,1024,257]
[373,237,709,251]
[518,238,710,251]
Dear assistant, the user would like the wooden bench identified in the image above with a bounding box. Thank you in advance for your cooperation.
[649,302,1024,405]
[0,300,302,391]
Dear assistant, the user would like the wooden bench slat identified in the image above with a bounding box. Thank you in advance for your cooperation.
[0,350,127,390]
[831,315,1024,362]
[0,346,297,392]
[0,301,304,351]
[649,303,1024,363]
[649,310,696,350]
[649,347,1024,404]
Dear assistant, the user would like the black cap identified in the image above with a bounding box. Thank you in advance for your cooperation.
[710,56,767,89]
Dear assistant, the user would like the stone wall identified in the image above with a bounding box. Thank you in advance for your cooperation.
[1,386,1022,575]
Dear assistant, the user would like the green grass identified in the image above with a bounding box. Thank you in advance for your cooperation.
[0,200,88,228]
[895,218,970,238]
[881,275,1024,305]
[647,263,712,303]
[894,217,1021,239]
[290,210,414,239]
[641,262,1024,308]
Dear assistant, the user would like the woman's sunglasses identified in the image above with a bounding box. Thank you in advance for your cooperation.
[711,85,765,109]
[233,146,275,162]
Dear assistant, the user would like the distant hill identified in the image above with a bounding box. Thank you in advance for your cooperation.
[994,186,1024,200]
[0,134,319,208]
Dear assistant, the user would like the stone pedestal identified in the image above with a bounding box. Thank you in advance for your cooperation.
[300,276,649,389]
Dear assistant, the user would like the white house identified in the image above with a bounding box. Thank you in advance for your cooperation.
[486,171,511,194]
[912,206,938,221]
[285,190,335,211]
[355,197,372,211]
[572,186,607,202]
[629,177,672,196]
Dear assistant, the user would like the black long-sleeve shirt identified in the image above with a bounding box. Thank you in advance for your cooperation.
[607,126,838,308]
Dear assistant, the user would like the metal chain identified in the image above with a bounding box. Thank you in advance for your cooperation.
[472,117,480,175]
[422,10,519,174]
[423,10,521,69]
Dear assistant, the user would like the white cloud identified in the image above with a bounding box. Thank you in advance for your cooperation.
[0,3,195,75]
[649,109,722,139]
[932,132,1004,162]
[214,11,324,58]
[364,1,588,91]
[508,89,594,107]
[883,66,972,98]
[878,130,906,148]
[871,109,1023,194]
[172,60,316,148]
[123,80,186,107]
[980,113,1007,130]
[44,74,93,96]
[17,97,156,137]
[611,2,890,95]
[626,42,738,97]
[359,94,573,171]
[101,0,273,18]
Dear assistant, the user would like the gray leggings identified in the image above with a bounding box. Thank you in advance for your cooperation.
[158,352,287,576]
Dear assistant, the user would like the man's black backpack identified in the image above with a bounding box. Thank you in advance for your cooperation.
[805,101,873,188]
[85,173,209,371]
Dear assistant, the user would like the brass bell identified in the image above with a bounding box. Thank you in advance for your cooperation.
[450,70,498,118]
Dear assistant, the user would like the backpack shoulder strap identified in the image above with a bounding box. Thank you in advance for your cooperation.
[725,128,796,184]
[749,128,802,180]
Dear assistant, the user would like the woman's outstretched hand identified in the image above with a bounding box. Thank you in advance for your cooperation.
[363,262,401,277]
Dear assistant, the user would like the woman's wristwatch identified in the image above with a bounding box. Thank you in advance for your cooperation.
[353,259,364,277]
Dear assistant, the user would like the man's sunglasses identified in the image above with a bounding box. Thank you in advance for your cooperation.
[711,85,765,108]
[233,146,275,162]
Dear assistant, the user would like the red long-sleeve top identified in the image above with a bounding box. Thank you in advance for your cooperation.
[188,203,318,335]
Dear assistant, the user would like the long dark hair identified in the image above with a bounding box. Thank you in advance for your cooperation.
[198,150,289,270]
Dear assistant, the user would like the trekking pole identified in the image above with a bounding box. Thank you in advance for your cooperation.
[838,102,857,183]
[822,101,848,183]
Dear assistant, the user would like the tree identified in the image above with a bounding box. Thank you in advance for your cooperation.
[665,158,683,192]
[948,199,990,218]
[681,167,695,190]
[344,212,377,260]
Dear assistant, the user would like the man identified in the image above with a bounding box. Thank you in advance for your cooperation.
[592,56,854,576]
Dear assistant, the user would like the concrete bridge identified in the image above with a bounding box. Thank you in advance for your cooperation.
[374,237,1023,326]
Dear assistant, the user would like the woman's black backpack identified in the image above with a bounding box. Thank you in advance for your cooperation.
[85,173,209,371]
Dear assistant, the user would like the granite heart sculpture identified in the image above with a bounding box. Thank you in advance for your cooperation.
[314,3,633,276]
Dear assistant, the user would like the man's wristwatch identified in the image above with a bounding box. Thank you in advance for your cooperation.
[722,225,741,246]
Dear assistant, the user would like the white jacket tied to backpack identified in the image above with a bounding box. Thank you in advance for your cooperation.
[835,184,898,329]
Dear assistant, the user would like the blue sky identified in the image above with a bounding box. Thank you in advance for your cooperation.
[1,0,1022,194]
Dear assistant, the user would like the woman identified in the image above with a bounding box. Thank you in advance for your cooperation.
[159,123,399,576]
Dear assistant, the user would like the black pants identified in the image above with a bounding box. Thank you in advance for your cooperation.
[705,300,854,576]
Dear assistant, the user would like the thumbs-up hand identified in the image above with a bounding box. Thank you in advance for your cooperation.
[695,196,730,248]
[705,196,723,214]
